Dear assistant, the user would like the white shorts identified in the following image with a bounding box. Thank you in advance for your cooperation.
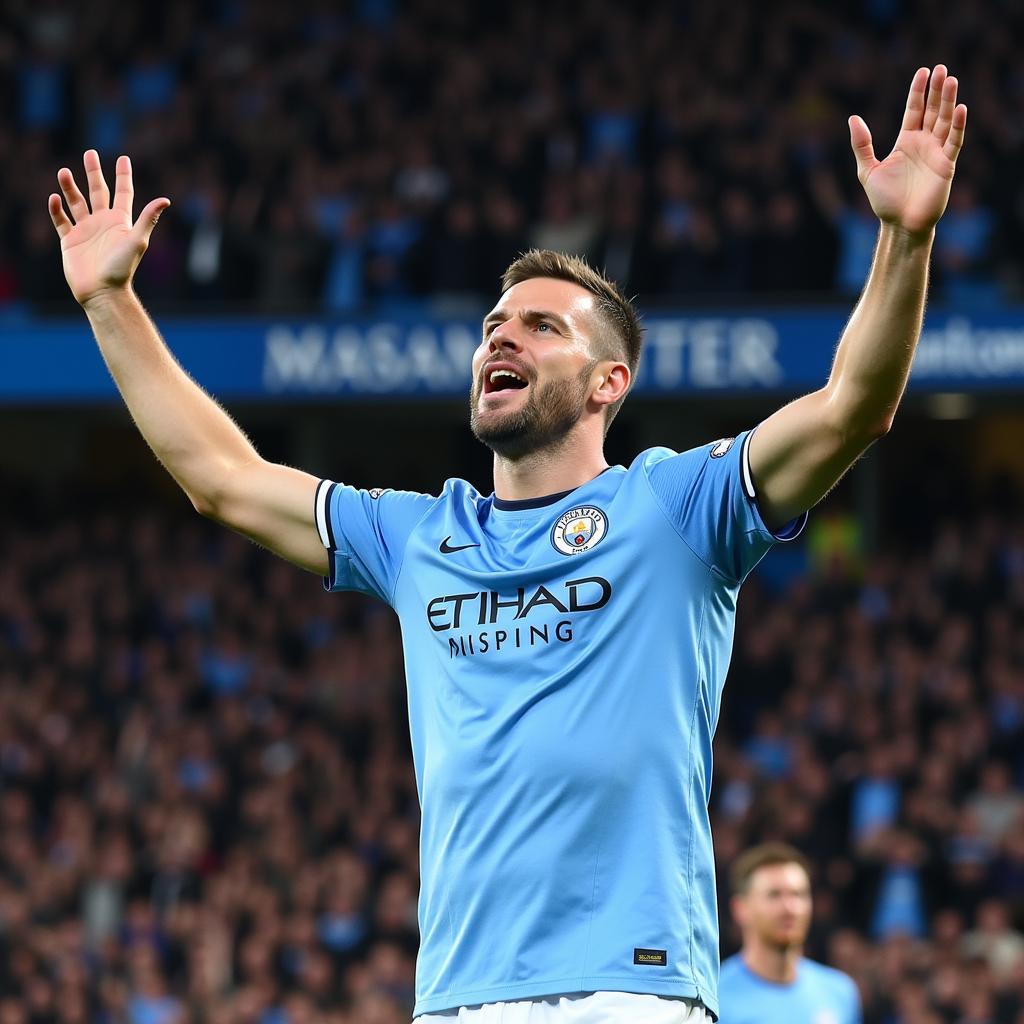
[413,991,712,1024]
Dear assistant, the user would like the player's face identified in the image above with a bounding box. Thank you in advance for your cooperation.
[470,278,603,459]
[737,863,812,951]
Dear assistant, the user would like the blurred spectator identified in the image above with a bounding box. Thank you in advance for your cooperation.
[528,175,601,264]
[961,900,1024,981]
[812,171,880,297]
[412,198,485,301]
[752,192,814,294]
[968,761,1024,846]
[935,182,998,307]
[323,207,369,314]
[868,831,928,941]
[743,711,794,781]
[850,745,900,848]
[257,202,329,312]
[718,188,759,294]
[364,197,421,301]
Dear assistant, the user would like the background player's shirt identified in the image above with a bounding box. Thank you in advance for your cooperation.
[314,430,805,1019]
[717,955,861,1024]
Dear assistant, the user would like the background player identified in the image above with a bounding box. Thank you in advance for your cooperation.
[719,844,861,1024]
[47,65,965,1022]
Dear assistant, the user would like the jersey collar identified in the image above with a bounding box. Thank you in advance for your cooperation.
[491,467,616,511]
[492,488,576,511]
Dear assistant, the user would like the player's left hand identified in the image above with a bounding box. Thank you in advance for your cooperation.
[849,65,967,239]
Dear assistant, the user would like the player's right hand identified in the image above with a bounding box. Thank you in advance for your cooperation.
[48,150,170,308]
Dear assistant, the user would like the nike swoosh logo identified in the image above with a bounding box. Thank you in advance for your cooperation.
[439,537,481,554]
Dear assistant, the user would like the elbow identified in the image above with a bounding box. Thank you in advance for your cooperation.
[187,490,219,520]
[866,413,895,442]
[839,416,892,452]
[825,390,896,447]
[182,457,254,522]
[185,479,231,521]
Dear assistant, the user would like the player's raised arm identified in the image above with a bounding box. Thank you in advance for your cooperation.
[49,151,328,574]
[748,65,967,530]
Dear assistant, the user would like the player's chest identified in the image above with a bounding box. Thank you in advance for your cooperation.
[396,504,710,667]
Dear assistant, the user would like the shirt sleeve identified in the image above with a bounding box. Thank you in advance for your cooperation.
[845,975,863,1024]
[314,480,437,604]
[644,428,807,583]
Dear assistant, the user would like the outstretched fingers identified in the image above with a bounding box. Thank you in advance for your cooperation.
[922,65,947,133]
[83,150,110,212]
[933,75,958,142]
[943,103,968,162]
[48,194,73,239]
[901,67,930,132]
[57,167,89,222]
[113,155,134,215]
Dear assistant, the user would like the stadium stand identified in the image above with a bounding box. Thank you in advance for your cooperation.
[2,0,1022,314]
[0,495,1022,1023]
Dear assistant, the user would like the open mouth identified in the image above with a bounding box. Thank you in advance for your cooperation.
[482,365,530,396]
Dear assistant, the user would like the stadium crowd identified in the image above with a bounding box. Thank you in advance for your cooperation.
[5,0,1024,1021]
[2,0,1022,313]
[1,491,1023,1024]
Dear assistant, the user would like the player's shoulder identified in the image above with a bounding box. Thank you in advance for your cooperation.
[631,434,749,473]
[799,957,858,994]
[798,955,850,980]
[717,953,749,983]
[629,434,752,505]
[629,445,680,474]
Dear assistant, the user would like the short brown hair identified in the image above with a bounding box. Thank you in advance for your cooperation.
[501,249,643,431]
[730,843,811,895]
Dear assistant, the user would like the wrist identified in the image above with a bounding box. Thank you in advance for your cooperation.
[877,221,935,252]
[81,285,138,317]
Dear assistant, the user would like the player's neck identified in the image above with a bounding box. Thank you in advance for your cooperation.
[742,941,802,984]
[492,433,609,502]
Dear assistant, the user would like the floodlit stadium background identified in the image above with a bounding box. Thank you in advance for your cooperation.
[3,3,1024,1023]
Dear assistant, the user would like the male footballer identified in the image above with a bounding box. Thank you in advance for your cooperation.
[49,66,964,1022]
[719,844,861,1024]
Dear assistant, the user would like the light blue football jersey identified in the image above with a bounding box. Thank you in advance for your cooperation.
[314,429,805,1019]
[718,955,861,1024]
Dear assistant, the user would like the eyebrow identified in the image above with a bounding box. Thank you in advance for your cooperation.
[482,308,573,335]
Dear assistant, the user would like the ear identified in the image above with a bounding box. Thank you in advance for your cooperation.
[590,361,631,410]
[730,894,747,927]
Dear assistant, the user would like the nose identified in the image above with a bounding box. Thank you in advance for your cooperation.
[782,894,807,917]
[488,319,524,355]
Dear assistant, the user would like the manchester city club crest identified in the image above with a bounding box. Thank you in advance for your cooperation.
[551,506,609,556]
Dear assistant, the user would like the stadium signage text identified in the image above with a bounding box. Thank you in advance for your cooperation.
[263,323,478,393]
[260,318,786,394]
[913,317,1024,379]
[642,319,784,389]
[5,307,1024,400]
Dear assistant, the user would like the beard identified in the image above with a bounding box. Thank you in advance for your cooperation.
[470,362,596,461]
[760,920,808,953]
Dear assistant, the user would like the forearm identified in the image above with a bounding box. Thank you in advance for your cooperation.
[747,65,963,528]
[84,289,260,512]
[825,223,934,438]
